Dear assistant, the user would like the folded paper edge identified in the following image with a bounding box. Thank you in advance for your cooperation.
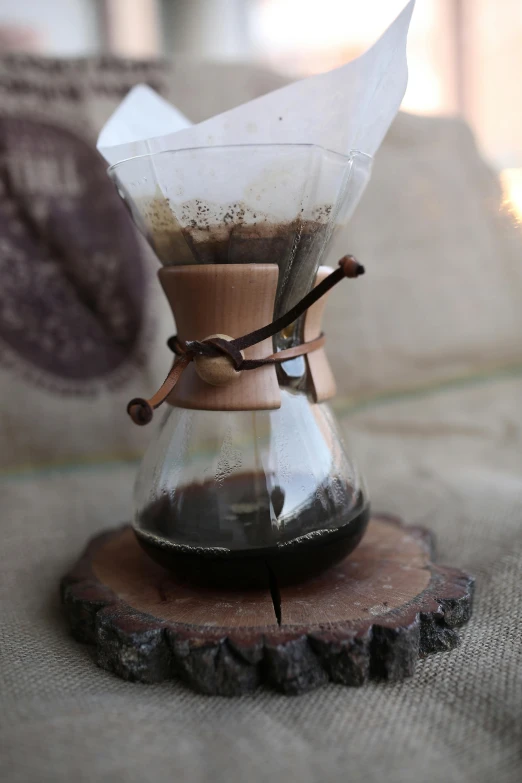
[96,1,415,165]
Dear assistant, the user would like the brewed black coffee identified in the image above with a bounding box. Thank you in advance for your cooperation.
[135,472,369,588]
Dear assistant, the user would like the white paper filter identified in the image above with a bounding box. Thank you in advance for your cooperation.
[98,2,414,165]
[98,1,414,274]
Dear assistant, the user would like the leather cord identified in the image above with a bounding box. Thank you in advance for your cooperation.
[170,333,326,369]
[128,255,364,425]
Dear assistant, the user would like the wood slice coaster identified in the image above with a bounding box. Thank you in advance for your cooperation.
[61,516,474,696]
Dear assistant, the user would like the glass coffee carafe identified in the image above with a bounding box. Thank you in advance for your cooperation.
[110,144,372,587]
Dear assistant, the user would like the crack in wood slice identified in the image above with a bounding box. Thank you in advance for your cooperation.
[61,516,474,696]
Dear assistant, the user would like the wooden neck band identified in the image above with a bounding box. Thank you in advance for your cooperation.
[128,255,364,425]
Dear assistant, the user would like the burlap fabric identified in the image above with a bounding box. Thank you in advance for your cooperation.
[0,56,173,471]
[1,56,521,782]
[0,56,288,472]
[2,377,521,783]
[327,112,522,399]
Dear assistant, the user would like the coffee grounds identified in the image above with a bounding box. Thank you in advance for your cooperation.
[140,197,333,319]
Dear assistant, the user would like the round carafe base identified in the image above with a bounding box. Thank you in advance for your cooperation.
[133,505,370,589]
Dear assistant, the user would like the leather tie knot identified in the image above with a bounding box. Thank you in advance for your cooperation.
[128,254,365,425]
[190,334,246,386]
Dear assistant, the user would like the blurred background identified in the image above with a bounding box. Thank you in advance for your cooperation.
[0,0,521,218]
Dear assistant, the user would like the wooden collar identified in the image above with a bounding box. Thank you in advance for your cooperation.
[128,256,364,424]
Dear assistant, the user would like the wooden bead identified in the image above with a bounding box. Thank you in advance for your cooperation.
[338,255,365,278]
[194,334,244,387]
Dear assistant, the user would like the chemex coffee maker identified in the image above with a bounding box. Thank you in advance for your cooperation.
[111,143,372,588]
[60,4,472,695]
